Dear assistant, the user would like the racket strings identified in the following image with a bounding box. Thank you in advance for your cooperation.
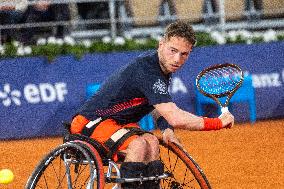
[198,66,242,95]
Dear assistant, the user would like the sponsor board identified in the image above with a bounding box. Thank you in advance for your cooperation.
[0,42,283,139]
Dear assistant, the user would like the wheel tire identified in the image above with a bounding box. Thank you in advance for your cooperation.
[159,138,211,189]
[25,142,105,189]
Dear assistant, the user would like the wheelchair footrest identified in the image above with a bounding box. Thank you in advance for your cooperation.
[107,172,171,183]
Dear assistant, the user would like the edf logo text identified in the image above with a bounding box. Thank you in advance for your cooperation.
[0,82,68,107]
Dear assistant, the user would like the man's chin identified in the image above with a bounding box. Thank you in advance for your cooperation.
[170,67,179,73]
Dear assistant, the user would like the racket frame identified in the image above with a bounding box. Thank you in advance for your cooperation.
[196,63,244,113]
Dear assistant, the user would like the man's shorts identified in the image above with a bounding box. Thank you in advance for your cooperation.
[70,115,139,161]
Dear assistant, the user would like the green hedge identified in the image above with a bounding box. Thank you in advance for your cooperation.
[1,31,283,61]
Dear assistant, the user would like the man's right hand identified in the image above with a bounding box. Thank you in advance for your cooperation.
[218,111,234,129]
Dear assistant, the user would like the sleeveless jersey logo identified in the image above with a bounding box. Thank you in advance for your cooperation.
[153,79,168,94]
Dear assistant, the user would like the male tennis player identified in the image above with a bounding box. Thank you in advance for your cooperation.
[70,21,234,189]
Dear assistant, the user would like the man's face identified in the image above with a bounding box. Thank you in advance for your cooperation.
[158,36,193,74]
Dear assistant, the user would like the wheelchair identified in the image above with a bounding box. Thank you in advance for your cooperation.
[25,123,211,189]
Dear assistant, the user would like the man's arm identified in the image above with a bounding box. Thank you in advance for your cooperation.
[154,102,234,131]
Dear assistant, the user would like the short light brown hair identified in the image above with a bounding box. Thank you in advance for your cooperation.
[164,21,196,46]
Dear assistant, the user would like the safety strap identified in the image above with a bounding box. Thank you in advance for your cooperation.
[104,127,149,158]
[81,117,103,137]
[81,118,152,159]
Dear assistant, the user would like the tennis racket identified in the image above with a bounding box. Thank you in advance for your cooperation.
[196,63,244,113]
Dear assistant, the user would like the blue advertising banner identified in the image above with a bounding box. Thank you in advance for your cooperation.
[0,42,283,139]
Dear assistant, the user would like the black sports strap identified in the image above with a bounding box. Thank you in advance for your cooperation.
[81,117,105,137]
[64,120,153,160]
[105,127,151,158]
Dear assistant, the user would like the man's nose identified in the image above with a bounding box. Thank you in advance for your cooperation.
[173,53,182,63]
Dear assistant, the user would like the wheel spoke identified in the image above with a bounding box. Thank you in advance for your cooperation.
[25,143,104,189]
[159,138,211,189]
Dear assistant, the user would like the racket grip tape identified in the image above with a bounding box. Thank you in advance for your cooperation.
[221,107,228,113]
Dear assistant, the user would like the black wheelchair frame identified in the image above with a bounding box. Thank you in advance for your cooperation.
[25,124,211,189]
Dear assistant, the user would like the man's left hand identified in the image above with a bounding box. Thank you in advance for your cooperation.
[162,128,182,147]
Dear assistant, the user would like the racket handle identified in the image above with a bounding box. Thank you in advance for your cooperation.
[221,107,229,113]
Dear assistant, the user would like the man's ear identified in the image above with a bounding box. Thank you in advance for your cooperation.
[158,38,165,47]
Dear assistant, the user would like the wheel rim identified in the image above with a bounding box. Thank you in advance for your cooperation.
[159,139,211,189]
[28,144,97,189]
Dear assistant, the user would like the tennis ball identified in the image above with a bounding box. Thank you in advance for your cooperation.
[0,169,14,184]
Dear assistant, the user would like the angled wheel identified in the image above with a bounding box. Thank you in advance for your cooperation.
[159,138,211,189]
[25,142,105,189]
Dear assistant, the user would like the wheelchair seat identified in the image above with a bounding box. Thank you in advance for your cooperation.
[62,122,127,164]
